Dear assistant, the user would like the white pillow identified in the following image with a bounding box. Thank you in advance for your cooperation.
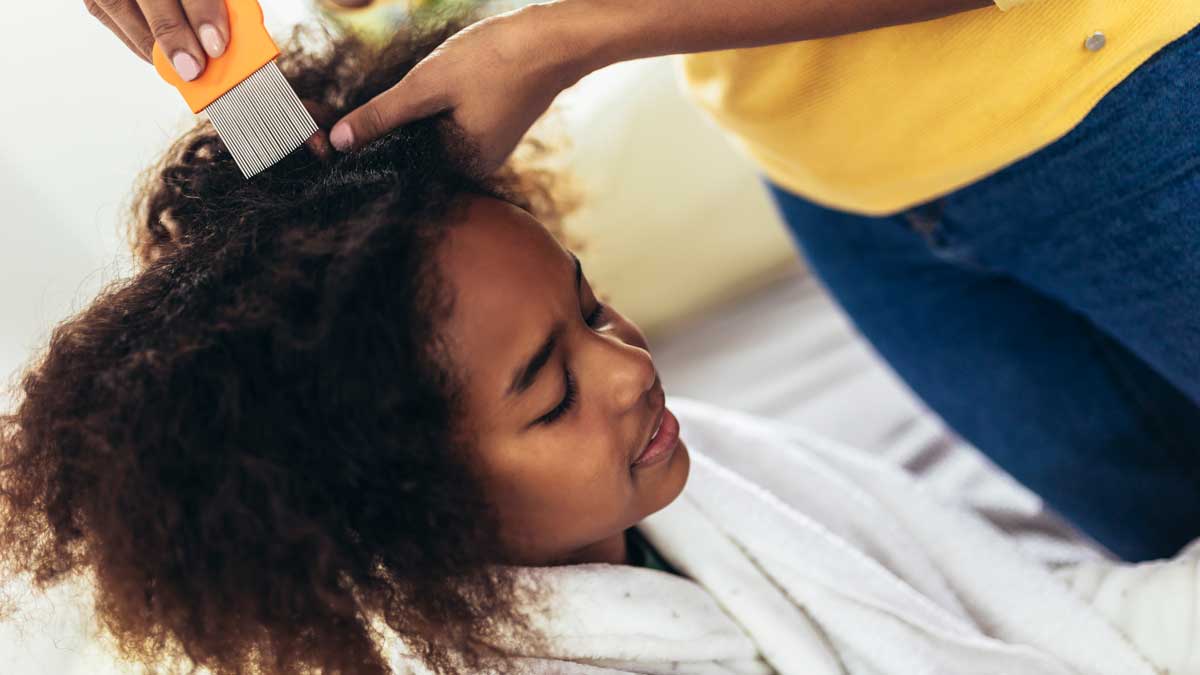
[554,56,800,336]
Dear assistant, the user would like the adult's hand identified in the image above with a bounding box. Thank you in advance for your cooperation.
[330,5,594,175]
[84,0,230,81]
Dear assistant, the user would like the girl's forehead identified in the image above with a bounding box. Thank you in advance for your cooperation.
[436,196,576,398]
[438,196,570,289]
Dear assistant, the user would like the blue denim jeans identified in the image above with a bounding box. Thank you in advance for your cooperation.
[767,23,1200,562]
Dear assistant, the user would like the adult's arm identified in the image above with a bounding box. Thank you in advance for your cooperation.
[330,0,993,170]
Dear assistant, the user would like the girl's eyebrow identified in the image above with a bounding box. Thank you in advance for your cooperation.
[504,255,582,399]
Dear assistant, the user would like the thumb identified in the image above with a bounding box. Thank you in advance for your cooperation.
[330,79,447,152]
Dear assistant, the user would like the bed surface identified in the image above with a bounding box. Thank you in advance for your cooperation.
[654,264,1105,567]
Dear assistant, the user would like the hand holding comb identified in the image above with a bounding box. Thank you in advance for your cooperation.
[152,0,318,178]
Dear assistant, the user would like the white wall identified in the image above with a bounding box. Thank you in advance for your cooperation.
[0,7,317,669]
[0,1,312,410]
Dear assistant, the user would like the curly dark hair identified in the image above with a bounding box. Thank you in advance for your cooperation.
[0,14,572,675]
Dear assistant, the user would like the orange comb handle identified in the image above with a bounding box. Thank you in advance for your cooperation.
[152,0,279,114]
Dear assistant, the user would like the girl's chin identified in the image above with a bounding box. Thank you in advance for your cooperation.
[637,439,690,516]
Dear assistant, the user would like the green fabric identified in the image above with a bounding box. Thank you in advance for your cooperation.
[314,0,490,45]
[625,527,678,576]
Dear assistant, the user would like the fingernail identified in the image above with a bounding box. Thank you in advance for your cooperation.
[198,24,225,58]
[172,52,201,81]
[330,123,354,151]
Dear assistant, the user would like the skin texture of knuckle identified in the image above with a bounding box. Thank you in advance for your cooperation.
[84,0,106,19]
[183,0,221,19]
[93,0,127,13]
[147,15,188,40]
[362,104,388,142]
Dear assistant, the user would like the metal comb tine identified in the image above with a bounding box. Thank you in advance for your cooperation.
[204,61,318,178]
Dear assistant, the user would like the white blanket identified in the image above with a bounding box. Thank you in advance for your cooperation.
[5,398,1191,673]
[391,398,1197,675]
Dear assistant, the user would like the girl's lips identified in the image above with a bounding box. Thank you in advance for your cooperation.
[632,408,679,468]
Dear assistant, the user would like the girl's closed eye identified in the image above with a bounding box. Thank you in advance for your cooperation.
[585,302,606,328]
[537,302,607,426]
[538,366,576,425]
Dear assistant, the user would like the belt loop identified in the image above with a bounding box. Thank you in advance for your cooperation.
[904,198,945,236]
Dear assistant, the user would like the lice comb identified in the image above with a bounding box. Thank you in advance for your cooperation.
[152,0,318,178]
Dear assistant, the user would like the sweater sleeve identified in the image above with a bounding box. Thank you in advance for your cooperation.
[1054,540,1200,674]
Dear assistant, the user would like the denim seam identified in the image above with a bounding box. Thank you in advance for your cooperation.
[994,157,1200,339]
[1023,153,1200,241]
[902,199,996,274]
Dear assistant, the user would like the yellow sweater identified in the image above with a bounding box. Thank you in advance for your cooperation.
[677,1,1200,216]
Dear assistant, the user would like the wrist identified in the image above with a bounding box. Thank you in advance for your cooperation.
[513,1,635,89]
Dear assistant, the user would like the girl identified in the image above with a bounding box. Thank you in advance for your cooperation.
[87,0,1200,562]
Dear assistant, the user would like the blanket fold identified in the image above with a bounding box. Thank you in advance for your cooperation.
[391,399,1183,675]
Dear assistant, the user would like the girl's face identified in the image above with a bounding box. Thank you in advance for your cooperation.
[438,196,690,566]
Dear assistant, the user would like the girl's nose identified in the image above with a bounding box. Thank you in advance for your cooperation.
[600,338,657,413]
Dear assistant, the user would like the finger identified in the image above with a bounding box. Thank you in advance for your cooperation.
[84,0,151,62]
[180,0,229,59]
[300,99,337,162]
[305,129,334,162]
[137,0,207,81]
[87,0,155,61]
[329,77,449,152]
